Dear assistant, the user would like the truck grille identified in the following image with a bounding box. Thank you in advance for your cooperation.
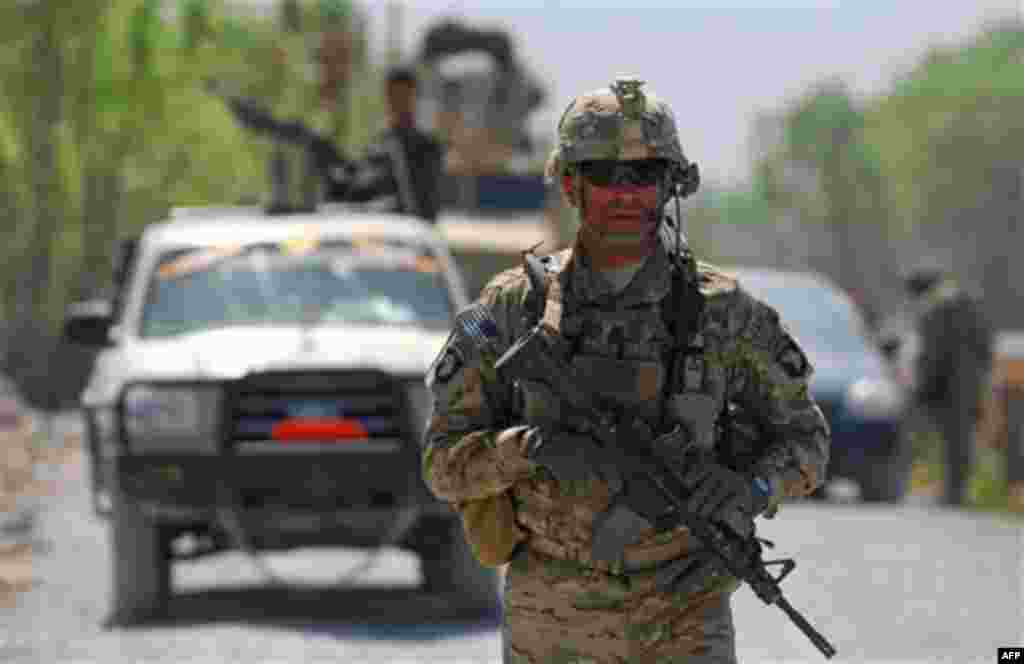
[226,370,405,443]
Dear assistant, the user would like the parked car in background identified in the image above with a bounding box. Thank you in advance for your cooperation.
[726,266,910,502]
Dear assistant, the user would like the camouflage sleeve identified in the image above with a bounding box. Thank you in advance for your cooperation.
[725,291,831,501]
[421,273,538,504]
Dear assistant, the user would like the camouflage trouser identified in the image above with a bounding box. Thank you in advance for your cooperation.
[938,411,975,506]
[502,547,737,664]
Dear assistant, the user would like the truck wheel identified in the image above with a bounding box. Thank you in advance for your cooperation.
[89,458,113,518]
[858,431,913,503]
[109,491,171,625]
[415,516,500,612]
[83,413,112,518]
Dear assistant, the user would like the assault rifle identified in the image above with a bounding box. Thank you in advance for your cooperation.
[457,250,836,659]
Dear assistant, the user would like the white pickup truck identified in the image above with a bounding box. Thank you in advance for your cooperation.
[63,205,499,623]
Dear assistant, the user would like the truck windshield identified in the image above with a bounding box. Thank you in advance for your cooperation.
[139,238,454,338]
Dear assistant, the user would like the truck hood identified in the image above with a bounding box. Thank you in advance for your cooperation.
[85,325,448,404]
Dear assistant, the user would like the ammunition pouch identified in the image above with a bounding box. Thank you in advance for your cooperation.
[456,492,526,568]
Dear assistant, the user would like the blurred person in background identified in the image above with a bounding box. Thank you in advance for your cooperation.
[218,67,444,222]
[420,78,830,663]
[330,66,445,223]
[904,262,994,507]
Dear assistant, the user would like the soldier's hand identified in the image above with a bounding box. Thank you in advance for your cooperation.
[523,427,623,492]
[655,546,731,596]
[682,462,770,537]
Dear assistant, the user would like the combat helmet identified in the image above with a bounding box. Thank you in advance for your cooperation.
[544,77,698,196]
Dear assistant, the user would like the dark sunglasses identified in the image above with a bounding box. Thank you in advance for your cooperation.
[578,159,668,187]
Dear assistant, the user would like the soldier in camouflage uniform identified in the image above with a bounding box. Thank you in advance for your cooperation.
[422,78,830,663]
[905,264,993,507]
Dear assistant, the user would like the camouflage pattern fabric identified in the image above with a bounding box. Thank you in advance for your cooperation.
[503,545,738,664]
[544,77,688,183]
[422,237,829,662]
[912,278,993,505]
[913,278,993,416]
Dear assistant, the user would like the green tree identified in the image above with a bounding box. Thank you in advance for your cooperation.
[0,0,379,405]
[862,20,1024,329]
[749,80,893,325]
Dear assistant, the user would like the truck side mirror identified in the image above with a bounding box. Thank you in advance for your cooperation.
[63,299,114,347]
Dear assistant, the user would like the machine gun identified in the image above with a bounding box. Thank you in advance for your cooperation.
[209,80,434,221]
[207,81,355,212]
[455,250,837,659]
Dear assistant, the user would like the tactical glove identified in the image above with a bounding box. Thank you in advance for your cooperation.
[653,474,772,596]
[655,546,732,596]
[682,462,772,538]
[523,427,623,492]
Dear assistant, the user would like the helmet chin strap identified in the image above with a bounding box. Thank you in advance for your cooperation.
[662,164,698,270]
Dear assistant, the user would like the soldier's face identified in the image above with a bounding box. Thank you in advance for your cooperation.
[562,160,663,268]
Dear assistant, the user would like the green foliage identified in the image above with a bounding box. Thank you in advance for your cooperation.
[129,0,163,80]
[0,0,383,404]
[712,188,770,226]
[909,424,1018,517]
[92,17,121,115]
[785,81,861,166]
[774,82,886,215]
[863,22,1024,229]
[180,0,211,53]
[320,0,353,25]
[969,447,1014,515]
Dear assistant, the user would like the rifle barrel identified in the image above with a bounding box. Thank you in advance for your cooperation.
[776,597,837,659]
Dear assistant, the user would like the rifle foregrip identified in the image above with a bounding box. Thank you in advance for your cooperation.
[495,329,563,383]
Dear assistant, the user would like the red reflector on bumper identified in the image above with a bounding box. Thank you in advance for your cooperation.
[271,418,369,441]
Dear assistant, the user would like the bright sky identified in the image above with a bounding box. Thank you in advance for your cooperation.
[241,1,1021,186]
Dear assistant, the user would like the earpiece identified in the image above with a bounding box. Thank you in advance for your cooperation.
[674,162,700,198]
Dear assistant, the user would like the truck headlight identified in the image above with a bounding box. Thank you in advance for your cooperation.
[121,384,222,454]
[403,379,433,444]
[844,377,904,420]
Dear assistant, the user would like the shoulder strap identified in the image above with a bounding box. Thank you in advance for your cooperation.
[523,249,565,332]
[660,251,707,429]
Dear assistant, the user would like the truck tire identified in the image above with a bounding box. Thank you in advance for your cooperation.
[83,412,111,518]
[415,515,500,612]
[109,490,171,625]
